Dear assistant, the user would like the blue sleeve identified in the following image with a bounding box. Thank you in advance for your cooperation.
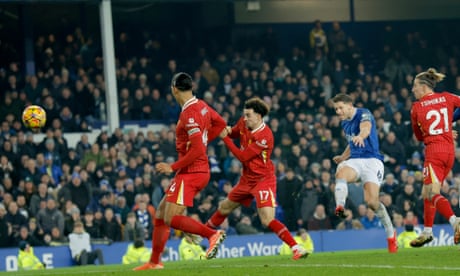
[453,108,460,122]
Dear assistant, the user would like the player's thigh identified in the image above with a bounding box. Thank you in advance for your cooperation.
[218,199,241,215]
[228,178,254,207]
[164,201,187,223]
[155,196,167,219]
[335,160,360,182]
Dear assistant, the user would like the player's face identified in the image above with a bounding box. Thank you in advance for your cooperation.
[171,85,179,102]
[333,101,353,120]
[411,79,425,100]
[243,108,261,130]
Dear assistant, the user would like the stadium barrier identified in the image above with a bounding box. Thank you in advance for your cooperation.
[1,224,456,271]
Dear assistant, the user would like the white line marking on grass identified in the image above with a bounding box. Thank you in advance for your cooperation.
[207,263,460,271]
[10,263,460,275]
[12,268,128,276]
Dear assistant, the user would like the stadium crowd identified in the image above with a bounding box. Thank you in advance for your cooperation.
[1,19,460,249]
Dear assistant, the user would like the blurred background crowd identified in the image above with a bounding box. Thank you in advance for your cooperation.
[1,9,460,249]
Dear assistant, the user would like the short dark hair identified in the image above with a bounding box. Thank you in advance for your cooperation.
[171,72,193,91]
[331,93,353,104]
[244,97,269,117]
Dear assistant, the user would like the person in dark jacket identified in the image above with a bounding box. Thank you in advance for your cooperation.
[100,207,121,241]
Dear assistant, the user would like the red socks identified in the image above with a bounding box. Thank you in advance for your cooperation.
[150,218,170,264]
[206,210,227,228]
[170,215,215,239]
[431,194,454,220]
[268,219,296,248]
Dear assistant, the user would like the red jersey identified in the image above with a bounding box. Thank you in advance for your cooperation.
[411,92,460,155]
[223,117,274,181]
[171,97,226,174]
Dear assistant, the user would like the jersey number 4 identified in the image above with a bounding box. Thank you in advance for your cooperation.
[426,107,449,135]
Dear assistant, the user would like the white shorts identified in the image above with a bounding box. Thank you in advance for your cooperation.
[337,158,384,186]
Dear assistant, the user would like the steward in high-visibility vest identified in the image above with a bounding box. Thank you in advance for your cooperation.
[122,239,151,264]
[17,241,45,270]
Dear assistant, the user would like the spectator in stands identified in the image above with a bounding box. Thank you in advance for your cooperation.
[69,172,91,213]
[307,204,332,231]
[39,153,63,187]
[298,178,321,229]
[81,143,106,168]
[75,134,91,160]
[82,209,100,239]
[309,19,328,54]
[114,195,130,224]
[123,212,145,242]
[5,201,27,241]
[380,131,406,174]
[133,198,152,240]
[16,194,30,219]
[235,215,260,235]
[45,225,68,245]
[29,183,52,218]
[277,168,302,231]
[68,221,104,266]
[100,207,121,242]
[64,206,81,236]
[0,203,12,247]
[336,208,363,230]
[360,208,382,229]
[36,198,64,235]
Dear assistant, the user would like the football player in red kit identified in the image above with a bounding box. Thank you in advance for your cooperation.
[134,72,226,270]
[206,97,309,260]
[410,68,460,247]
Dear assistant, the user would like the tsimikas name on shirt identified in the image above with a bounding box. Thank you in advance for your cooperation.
[421,96,446,107]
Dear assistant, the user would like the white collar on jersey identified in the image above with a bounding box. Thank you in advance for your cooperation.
[251,122,266,133]
[182,96,198,111]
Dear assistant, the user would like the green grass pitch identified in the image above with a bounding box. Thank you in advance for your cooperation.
[7,246,460,276]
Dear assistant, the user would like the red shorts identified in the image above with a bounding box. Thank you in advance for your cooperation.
[423,152,454,185]
[228,175,277,208]
[166,172,210,207]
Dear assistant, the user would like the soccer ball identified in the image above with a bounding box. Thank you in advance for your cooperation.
[22,105,47,129]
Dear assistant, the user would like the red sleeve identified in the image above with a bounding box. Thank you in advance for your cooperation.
[207,107,226,142]
[228,118,244,139]
[411,106,423,141]
[171,134,206,171]
[222,136,265,162]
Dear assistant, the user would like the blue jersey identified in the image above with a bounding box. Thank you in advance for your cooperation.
[341,108,384,161]
[453,108,460,121]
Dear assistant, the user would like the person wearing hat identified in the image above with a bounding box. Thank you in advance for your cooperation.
[17,241,45,270]
[122,238,150,264]
[279,228,314,257]
[68,220,104,265]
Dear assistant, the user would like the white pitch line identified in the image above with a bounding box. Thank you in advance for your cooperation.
[9,263,460,275]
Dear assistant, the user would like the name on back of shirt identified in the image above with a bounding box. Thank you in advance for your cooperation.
[421,96,446,107]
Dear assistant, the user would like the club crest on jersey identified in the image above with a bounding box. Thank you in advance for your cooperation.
[186,117,199,127]
[201,107,208,116]
[256,139,268,148]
